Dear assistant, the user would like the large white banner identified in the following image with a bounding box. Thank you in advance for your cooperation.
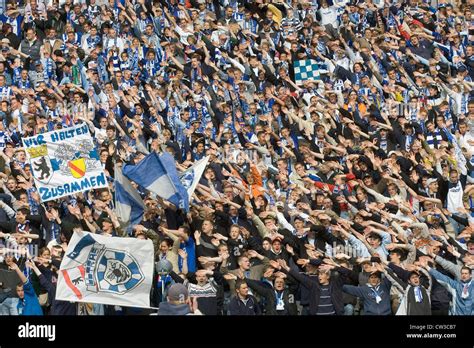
[56,231,154,308]
[22,123,108,202]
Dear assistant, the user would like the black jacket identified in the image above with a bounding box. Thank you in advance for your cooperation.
[38,274,76,315]
[285,266,348,315]
[228,295,261,315]
[245,279,298,315]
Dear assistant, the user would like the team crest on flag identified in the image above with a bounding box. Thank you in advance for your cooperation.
[57,231,154,308]
[179,156,210,202]
[68,158,86,179]
[29,147,53,184]
[97,248,144,294]
[64,235,145,295]
[180,170,195,191]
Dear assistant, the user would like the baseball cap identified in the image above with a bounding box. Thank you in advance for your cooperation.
[167,283,188,302]
[1,38,10,45]
[426,178,437,186]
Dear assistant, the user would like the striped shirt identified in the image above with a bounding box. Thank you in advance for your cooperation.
[317,285,335,315]
[185,280,217,298]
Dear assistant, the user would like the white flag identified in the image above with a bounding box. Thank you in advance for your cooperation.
[22,123,108,202]
[179,156,210,201]
[56,231,154,308]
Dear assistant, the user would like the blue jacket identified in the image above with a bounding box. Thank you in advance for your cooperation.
[429,269,474,315]
[343,276,392,315]
[17,281,43,316]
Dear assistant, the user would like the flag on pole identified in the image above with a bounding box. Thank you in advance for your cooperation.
[293,59,321,85]
[114,164,145,226]
[56,231,154,308]
[179,156,209,201]
[122,152,189,211]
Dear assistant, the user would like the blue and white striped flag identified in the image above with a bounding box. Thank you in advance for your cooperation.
[123,152,189,211]
[114,164,146,227]
[293,59,321,85]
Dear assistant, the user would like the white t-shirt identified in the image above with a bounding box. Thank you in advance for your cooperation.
[447,181,464,214]
[318,6,338,28]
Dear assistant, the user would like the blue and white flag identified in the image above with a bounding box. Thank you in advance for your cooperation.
[22,123,107,202]
[123,152,189,211]
[56,231,154,308]
[179,156,209,201]
[114,164,145,226]
[293,59,321,85]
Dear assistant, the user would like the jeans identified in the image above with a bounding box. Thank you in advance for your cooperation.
[0,297,19,315]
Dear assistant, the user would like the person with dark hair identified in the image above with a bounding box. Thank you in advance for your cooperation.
[342,264,395,315]
[425,264,474,315]
[228,279,261,315]
[25,259,76,315]
[6,259,42,315]
[388,263,432,315]
[230,264,298,315]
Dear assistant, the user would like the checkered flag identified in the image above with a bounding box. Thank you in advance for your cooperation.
[293,59,321,85]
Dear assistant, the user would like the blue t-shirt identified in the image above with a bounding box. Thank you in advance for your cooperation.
[17,281,43,316]
[179,238,196,273]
